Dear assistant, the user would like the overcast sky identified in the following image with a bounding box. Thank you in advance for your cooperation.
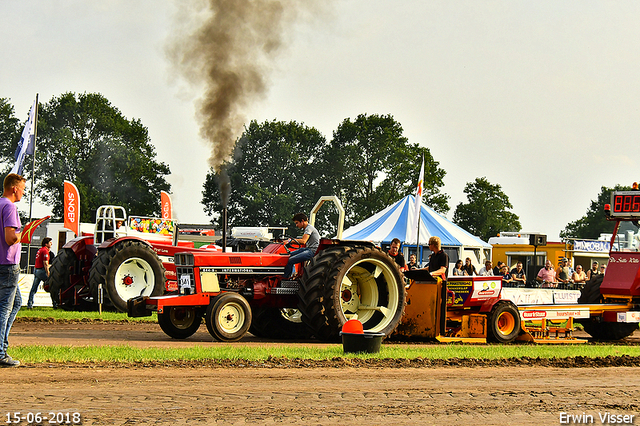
[1,1,638,240]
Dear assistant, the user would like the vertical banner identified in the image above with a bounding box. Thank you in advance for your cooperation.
[64,181,80,236]
[161,190,172,220]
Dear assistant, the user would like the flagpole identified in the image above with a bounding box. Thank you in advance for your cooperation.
[416,202,421,265]
[26,94,39,271]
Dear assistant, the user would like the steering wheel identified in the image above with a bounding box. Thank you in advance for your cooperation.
[275,234,303,253]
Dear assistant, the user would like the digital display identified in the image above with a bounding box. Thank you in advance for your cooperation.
[610,191,640,218]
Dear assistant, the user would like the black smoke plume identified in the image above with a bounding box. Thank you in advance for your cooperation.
[167,0,314,207]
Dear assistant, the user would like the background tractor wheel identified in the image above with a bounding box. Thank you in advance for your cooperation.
[249,307,313,340]
[205,293,252,342]
[89,240,166,312]
[299,245,406,342]
[47,248,76,309]
[487,301,521,343]
[158,306,203,339]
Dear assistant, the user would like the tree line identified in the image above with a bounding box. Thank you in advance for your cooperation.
[2,92,625,241]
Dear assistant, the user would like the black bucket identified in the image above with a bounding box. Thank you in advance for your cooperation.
[340,331,385,354]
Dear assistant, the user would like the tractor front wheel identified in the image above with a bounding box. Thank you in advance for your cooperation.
[158,306,203,339]
[487,301,521,343]
[205,293,252,342]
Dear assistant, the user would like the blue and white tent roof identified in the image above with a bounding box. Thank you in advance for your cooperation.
[342,194,491,248]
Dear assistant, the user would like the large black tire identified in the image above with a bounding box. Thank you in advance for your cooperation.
[249,307,313,340]
[298,245,406,342]
[89,240,166,313]
[205,293,252,342]
[47,248,76,309]
[578,274,604,304]
[581,320,638,341]
[577,274,638,340]
[158,307,203,339]
[487,301,521,343]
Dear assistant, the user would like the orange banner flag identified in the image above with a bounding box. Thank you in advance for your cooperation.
[20,216,51,244]
[64,181,80,236]
[161,190,172,220]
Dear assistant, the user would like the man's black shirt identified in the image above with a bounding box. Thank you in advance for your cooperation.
[389,252,406,269]
[428,250,449,278]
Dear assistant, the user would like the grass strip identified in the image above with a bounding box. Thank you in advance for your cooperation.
[16,307,156,322]
[10,343,640,364]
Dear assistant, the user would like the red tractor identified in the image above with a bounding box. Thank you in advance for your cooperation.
[47,206,219,312]
[128,197,407,342]
[577,187,640,340]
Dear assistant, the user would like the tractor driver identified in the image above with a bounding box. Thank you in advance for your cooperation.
[282,213,320,279]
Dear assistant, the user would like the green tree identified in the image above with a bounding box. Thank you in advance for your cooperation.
[3,92,171,222]
[202,120,331,234]
[325,113,449,227]
[453,177,521,241]
[0,98,20,164]
[560,185,636,239]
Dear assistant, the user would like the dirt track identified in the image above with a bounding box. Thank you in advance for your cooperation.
[3,320,640,425]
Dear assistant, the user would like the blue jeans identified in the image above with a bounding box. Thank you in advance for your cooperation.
[28,268,48,308]
[0,264,21,358]
[283,248,314,278]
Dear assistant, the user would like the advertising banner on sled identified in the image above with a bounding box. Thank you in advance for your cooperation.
[63,181,80,236]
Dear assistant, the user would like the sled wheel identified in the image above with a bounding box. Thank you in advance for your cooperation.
[249,307,313,339]
[158,306,203,339]
[299,245,405,342]
[206,293,252,342]
[89,240,166,312]
[487,301,521,343]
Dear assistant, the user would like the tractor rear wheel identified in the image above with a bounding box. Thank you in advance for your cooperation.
[249,307,313,340]
[47,248,76,309]
[158,306,203,339]
[581,320,638,341]
[205,293,252,342]
[89,240,166,313]
[299,245,406,342]
[487,301,521,343]
[576,274,637,340]
[578,274,604,304]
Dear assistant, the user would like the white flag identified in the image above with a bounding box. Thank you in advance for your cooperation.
[11,98,37,175]
[410,156,424,244]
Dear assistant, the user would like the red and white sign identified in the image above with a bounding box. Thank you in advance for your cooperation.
[64,181,80,236]
[161,191,172,220]
[521,308,590,320]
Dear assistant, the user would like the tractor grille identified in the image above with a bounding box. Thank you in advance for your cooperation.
[175,253,194,267]
[176,266,195,294]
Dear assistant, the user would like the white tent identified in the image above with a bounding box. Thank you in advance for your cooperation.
[342,195,491,267]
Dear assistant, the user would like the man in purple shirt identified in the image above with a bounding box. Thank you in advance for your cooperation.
[0,173,26,367]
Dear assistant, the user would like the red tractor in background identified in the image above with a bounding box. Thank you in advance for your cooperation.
[47,206,220,312]
[129,196,407,342]
[576,187,640,340]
